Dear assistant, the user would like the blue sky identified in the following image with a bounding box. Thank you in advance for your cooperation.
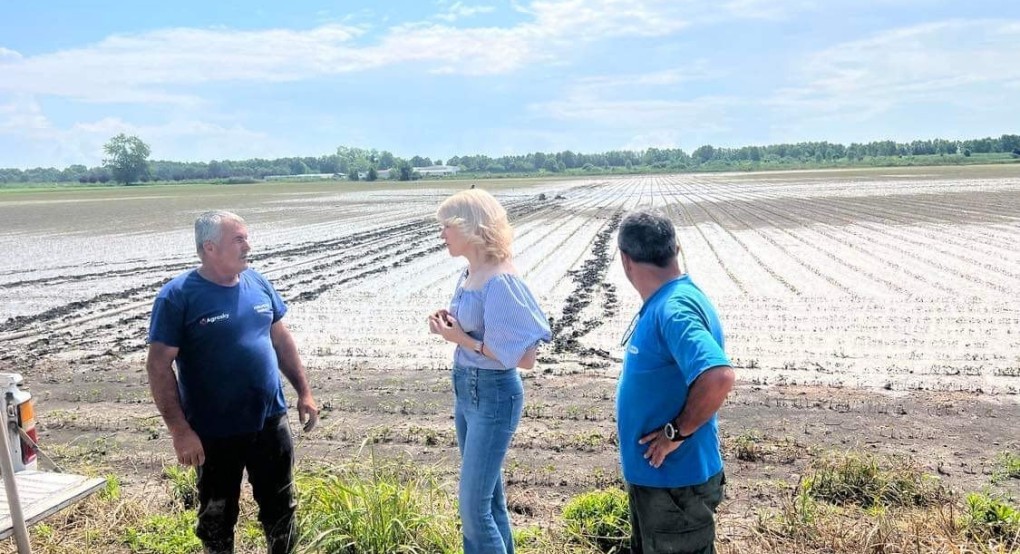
[1,0,1018,168]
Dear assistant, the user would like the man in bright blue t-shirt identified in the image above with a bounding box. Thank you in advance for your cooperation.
[616,210,735,554]
[146,210,318,554]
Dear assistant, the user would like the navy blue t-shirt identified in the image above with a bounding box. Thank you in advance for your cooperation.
[148,269,288,439]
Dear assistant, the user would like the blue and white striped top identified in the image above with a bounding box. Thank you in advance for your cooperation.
[450,269,552,370]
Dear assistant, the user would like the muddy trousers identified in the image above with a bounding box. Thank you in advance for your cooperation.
[627,471,725,554]
[195,414,297,554]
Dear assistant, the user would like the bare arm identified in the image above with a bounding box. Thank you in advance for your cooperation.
[675,365,735,436]
[146,342,205,466]
[640,365,735,468]
[270,320,318,431]
[516,346,538,370]
[428,311,539,368]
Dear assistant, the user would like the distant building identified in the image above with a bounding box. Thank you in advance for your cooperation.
[357,169,392,180]
[264,173,343,181]
[415,165,461,177]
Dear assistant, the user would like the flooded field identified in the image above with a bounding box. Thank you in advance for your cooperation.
[1,166,1018,543]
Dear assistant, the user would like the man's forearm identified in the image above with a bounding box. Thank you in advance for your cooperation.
[279,359,311,397]
[274,332,312,397]
[146,362,191,434]
[676,366,735,436]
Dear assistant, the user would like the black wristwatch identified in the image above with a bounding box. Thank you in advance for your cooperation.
[663,421,693,442]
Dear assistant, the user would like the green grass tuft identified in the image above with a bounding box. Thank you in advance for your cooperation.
[561,488,631,553]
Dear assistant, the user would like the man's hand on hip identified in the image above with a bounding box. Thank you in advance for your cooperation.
[171,426,205,467]
[639,429,682,469]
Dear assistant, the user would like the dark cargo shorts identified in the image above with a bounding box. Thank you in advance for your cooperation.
[627,471,726,554]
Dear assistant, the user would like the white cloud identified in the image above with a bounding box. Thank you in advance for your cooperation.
[0,96,51,136]
[720,0,818,20]
[0,0,782,104]
[621,130,684,150]
[573,63,723,90]
[0,47,23,62]
[0,24,371,104]
[436,2,497,22]
[769,20,1020,120]
[530,62,731,134]
[0,100,273,167]
[535,95,734,129]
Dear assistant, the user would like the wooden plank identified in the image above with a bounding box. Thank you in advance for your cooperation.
[0,471,107,540]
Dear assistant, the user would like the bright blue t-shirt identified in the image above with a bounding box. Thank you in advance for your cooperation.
[148,268,288,439]
[616,275,731,488]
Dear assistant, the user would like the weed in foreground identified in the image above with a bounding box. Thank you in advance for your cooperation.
[963,492,1020,549]
[123,511,202,554]
[992,451,1020,483]
[162,465,198,509]
[296,455,459,554]
[562,488,631,553]
[802,453,948,508]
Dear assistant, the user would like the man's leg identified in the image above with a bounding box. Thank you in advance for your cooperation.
[627,483,645,554]
[626,471,725,554]
[247,415,297,554]
[196,436,246,554]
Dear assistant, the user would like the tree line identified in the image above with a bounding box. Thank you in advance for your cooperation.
[2,134,1018,185]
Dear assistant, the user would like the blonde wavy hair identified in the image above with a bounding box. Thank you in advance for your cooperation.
[436,189,513,262]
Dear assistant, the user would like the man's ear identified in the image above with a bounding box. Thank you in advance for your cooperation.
[620,251,632,270]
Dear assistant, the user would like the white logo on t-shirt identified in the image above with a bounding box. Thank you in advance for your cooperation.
[253,303,273,315]
[199,313,230,325]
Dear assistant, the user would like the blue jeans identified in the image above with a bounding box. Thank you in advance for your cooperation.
[453,366,524,554]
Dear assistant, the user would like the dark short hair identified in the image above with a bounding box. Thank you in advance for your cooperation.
[617,211,678,268]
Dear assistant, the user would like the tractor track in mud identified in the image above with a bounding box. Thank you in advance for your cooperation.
[544,210,622,368]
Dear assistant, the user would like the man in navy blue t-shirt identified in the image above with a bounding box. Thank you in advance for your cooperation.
[616,211,735,554]
[146,210,317,554]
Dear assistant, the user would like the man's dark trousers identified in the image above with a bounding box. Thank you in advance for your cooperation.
[195,414,297,554]
[627,471,725,554]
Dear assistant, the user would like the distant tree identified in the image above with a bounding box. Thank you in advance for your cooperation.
[349,169,360,181]
[378,151,396,169]
[434,158,443,166]
[397,160,413,181]
[366,167,378,181]
[1000,134,1020,152]
[103,134,151,185]
[692,145,716,164]
[208,160,228,179]
[559,150,577,168]
[318,154,341,174]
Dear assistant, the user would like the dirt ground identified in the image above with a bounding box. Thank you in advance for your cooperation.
[1,168,1018,546]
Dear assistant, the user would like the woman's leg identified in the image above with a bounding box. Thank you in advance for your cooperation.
[457,369,523,554]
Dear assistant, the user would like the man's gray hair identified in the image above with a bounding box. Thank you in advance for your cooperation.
[617,210,678,268]
[194,210,245,254]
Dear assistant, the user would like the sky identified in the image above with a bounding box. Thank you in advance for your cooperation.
[1,0,1019,169]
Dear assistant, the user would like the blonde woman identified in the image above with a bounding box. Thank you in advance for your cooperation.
[428,189,551,554]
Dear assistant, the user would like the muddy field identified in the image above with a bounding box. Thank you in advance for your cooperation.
[1,166,1019,545]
